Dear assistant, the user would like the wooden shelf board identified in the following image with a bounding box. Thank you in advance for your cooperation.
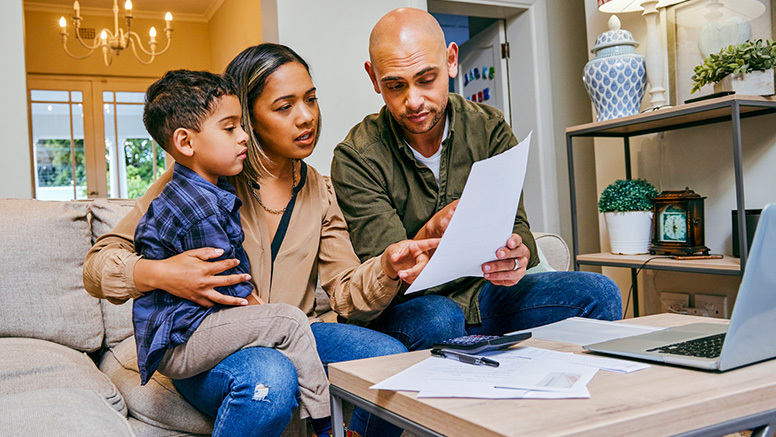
[566,95,776,137]
[576,252,742,275]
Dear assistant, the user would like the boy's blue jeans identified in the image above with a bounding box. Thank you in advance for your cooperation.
[172,322,407,437]
[369,271,623,350]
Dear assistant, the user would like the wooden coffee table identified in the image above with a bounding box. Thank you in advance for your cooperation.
[329,314,776,436]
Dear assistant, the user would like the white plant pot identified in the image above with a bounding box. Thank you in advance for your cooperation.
[714,70,775,96]
[604,211,653,255]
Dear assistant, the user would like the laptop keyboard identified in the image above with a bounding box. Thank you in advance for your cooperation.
[646,333,726,359]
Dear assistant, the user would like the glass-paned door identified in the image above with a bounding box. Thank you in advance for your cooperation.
[29,87,91,200]
[102,90,165,198]
[28,76,166,199]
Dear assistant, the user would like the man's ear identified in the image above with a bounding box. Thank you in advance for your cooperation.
[172,128,195,157]
[446,42,459,79]
[365,61,382,94]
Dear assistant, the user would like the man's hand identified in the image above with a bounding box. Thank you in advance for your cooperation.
[482,234,530,287]
[381,238,441,283]
[134,247,252,307]
[415,200,459,240]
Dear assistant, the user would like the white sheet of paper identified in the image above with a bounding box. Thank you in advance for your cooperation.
[406,132,532,294]
[370,345,597,395]
[489,351,598,392]
[370,354,524,392]
[417,385,590,399]
[506,346,650,373]
[508,317,665,346]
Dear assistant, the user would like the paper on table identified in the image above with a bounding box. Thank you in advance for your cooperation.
[509,317,665,346]
[417,385,591,399]
[370,357,529,391]
[406,132,532,294]
[490,351,598,392]
[371,346,597,394]
[507,346,650,373]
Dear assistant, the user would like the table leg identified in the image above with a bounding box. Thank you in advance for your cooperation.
[331,391,345,437]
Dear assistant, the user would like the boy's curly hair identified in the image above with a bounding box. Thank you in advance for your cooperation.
[143,69,237,153]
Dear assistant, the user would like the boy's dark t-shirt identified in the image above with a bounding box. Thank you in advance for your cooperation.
[132,162,253,384]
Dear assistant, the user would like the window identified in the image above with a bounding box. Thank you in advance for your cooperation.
[28,76,169,199]
[103,90,166,198]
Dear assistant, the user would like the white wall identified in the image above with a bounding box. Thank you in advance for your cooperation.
[1,0,32,198]
[270,0,427,175]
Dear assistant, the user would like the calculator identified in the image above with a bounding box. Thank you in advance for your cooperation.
[432,332,532,354]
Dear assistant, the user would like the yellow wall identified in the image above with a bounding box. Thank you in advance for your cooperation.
[25,8,229,79]
[25,3,264,79]
[209,0,263,74]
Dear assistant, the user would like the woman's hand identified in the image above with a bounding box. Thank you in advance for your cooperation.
[381,238,441,283]
[134,247,252,307]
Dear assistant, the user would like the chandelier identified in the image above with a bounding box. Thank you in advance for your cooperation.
[58,0,173,66]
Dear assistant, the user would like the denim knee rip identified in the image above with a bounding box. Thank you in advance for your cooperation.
[252,383,270,402]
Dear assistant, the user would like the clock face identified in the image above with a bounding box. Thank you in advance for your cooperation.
[659,205,687,242]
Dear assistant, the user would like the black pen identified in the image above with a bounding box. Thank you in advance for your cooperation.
[430,348,500,367]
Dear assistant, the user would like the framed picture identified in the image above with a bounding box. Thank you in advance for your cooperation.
[666,0,774,105]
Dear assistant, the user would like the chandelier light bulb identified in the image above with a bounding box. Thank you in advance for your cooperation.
[73,0,80,17]
[124,0,132,11]
[100,30,108,40]
[149,27,156,38]
[59,16,67,28]
[165,12,173,22]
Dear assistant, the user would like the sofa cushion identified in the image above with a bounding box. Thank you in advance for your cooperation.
[0,338,126,414]
[100,337,214,435]
[0,199,103,352]
[88,198,139,349]
[127,416,206,437]
[102,298,136,349]
[531,232,571,272]
[88,198,137,245]
[0,388,135,437]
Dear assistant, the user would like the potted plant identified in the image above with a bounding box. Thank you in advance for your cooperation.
[691,39,776,96]
[598,178,659,255]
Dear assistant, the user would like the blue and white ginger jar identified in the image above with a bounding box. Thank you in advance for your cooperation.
[583,15,646,122]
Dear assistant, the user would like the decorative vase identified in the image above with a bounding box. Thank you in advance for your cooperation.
[583,15,647,122]
[714,69,775,96]
[604,211,653,255]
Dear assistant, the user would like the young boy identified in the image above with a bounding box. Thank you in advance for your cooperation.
[132,70,332,431]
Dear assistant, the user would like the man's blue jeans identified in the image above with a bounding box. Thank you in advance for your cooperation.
[172,322,406,437]
[369,271,623,350]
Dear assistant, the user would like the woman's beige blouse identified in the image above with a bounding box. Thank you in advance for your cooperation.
[82,164,401,323]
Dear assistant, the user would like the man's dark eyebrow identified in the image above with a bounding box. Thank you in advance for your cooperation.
[381,67,438,83]
[272,87,317,104]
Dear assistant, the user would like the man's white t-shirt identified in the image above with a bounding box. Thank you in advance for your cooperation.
[406,116,450,186]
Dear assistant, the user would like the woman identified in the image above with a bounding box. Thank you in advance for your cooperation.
[83,43,440,437]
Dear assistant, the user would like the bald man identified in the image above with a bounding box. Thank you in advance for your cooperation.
[331,8,622,350]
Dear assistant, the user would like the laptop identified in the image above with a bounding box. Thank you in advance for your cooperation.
[584,203,776,371]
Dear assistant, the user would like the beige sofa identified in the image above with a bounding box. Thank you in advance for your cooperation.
[0,198,569,436]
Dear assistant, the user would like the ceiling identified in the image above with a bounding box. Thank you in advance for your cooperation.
[25,0,225,21]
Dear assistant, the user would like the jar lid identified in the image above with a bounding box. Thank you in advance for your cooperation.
[592,15,639,54]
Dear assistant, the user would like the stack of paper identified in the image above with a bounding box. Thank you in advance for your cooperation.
[370,346,649,399]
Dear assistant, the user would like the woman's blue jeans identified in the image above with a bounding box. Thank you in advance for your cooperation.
[369,271,623,350]
[172,321,407,437]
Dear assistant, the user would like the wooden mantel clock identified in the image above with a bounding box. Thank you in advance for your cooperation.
[649,188,710,256]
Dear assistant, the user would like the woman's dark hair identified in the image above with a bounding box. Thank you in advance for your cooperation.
[225,43,319,180]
